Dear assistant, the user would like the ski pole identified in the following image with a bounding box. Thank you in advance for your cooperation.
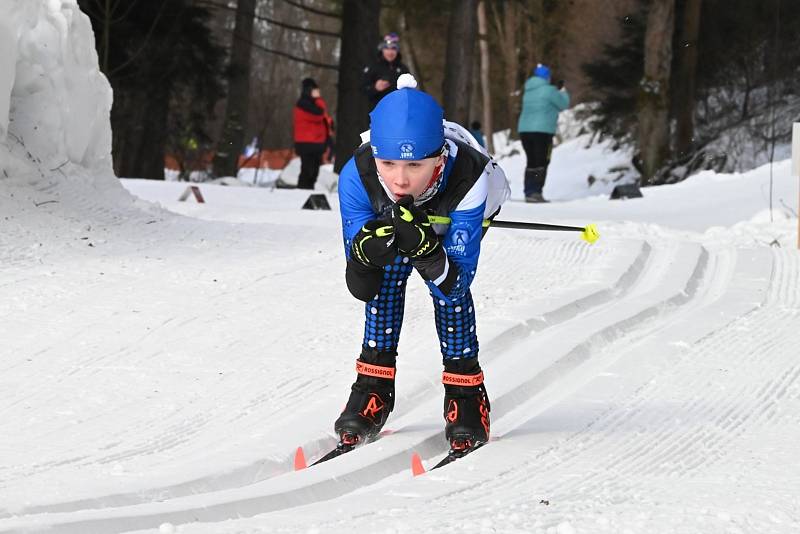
[427,215,600,244]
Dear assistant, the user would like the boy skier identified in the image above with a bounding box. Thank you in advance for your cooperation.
[335,74,510,456]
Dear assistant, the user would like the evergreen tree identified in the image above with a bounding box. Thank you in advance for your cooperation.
[583,0,799,179]
[79,0,225,179]
[580,8,646,144]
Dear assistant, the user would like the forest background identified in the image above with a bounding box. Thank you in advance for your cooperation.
[77,0,800,186]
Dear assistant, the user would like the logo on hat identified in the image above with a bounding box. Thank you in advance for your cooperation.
[372,145,379,155]
[399,142,415,159]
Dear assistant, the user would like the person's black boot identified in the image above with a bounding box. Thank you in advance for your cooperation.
[523,167,537,199]
[442,358,490,453]
[334,348,396,446]
[524,166,549,203]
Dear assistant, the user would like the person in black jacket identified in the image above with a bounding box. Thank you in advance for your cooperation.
[361,32,410,110]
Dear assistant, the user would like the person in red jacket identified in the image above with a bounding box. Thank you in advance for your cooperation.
[293,78,333,189]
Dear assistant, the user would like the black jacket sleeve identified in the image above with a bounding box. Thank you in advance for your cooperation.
[345,259,384,302]
[362,65,380,100]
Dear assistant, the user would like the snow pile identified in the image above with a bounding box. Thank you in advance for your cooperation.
[0,0,112,174]
[0,0,170,267]
[704,208,798,249]
[697,86,799,173]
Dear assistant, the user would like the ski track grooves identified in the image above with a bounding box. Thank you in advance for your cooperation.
[3,227,789,533]
[0,239,642,513]
[0,238,648,532]
[2,236,759,534]
[405,247,785,532]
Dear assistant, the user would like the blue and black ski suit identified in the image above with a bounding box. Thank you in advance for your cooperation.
[338,125,510,361]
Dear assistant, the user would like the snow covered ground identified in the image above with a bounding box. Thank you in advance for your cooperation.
[3,2,800,533]
[4,161,800,534]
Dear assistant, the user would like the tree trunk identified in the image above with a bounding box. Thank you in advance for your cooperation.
[674,0,702,158]
[113,86,169,179]
[214,0,256,178]
[333,0,381,173]
[490,1,521,138]
[477,0,494,153]
[442,0,478,126]
[638,0,675,185]
[399,9,425,92]
[522,0,545,69]
[138,91,170,180]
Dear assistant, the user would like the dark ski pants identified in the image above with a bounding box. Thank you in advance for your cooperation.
[520,132,553,196]
[360,257,479,361]
[354,210,501,362]
[295,143,325,190]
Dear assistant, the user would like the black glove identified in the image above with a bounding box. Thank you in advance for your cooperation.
[350,219,397,268]
[391,195,439,258]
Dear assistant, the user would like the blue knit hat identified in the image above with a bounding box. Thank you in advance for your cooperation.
[534,63,551,81]
[369,74,444,160]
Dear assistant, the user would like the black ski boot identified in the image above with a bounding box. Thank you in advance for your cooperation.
[334,348,396,448]
[442,358,490,456]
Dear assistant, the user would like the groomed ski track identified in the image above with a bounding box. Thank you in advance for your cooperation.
[1,177,799,533]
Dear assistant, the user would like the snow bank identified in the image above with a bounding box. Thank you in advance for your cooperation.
[0,0,113,174]
[0,1,167,267]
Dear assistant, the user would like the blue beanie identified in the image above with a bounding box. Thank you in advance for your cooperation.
[369,87,444,160]
[534,63,551,81]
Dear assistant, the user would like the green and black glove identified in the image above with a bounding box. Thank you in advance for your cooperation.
[347,219,397,302]
[391,195,455,293]
[350,219,397,268]
[391,195,439,258]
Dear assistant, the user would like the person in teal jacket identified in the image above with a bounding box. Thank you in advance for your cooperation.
[517,64,569,202]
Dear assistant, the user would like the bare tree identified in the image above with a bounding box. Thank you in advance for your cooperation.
[334,0,381,173]
[283,0,341,19]
[638,0,675,184]
[442,0,478,125]
[673,0,702,158]
[214,0,256,177]
[248,0,340,149]
[200,0,340,151]
[399,8,426,92]
[477,0,494,153]
[490,1,522,137]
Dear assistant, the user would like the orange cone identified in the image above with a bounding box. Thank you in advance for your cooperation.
[294,446,307,471]
[411,452,425,476]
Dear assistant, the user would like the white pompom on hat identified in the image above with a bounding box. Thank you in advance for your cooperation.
[396,73,418,90]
